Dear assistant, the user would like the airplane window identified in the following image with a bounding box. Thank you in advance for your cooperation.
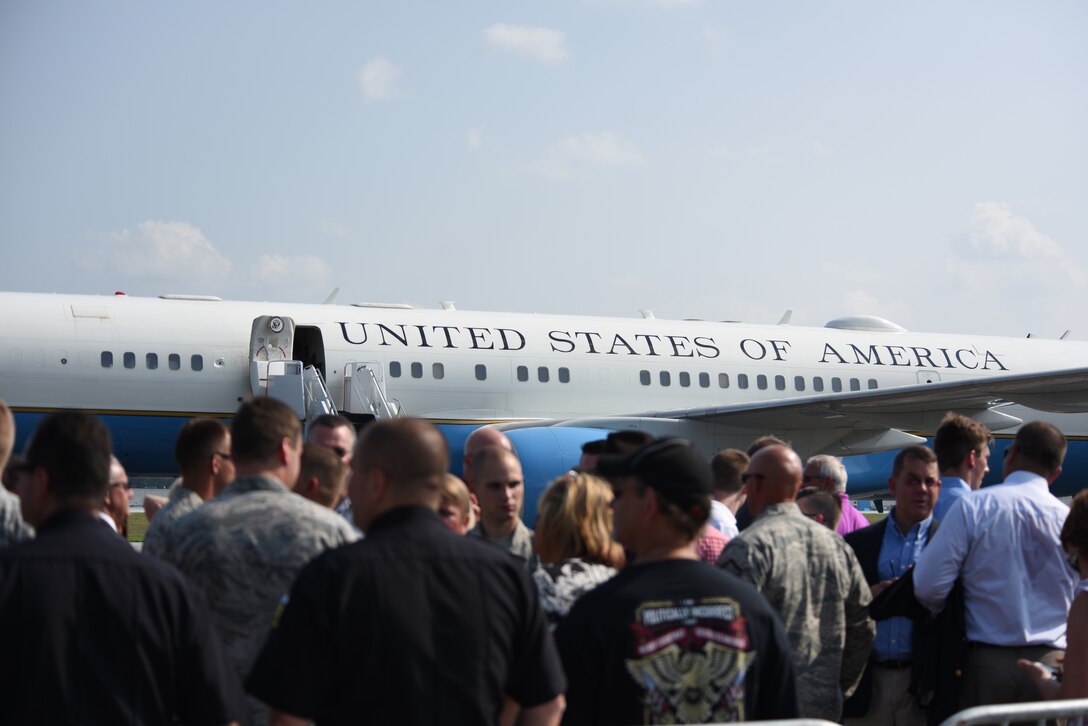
[475,364,486,381]
[775,375,786,391]
[191,355,204,372]
[516,366,529,382]
[660,371,671,386]
[794,376,805,391]
[146,353,158,370]
[168,354,180,371]
[738,374,749,389]
[756,374,767,390]
[813,377,824,392]
[389,361,401,378]
[718,373,729,389]
[640,370,651,386]
[850,378,860,391]
[679,372,690,387]
[699,372,710,388]
[558,367,570,383]
[433,363,444,380]
[831,377,842,392]
[538,367,549,383]
[411,362,423,379]
[123,352,136,369]
[101,351,113,368]
[868,378,878,389]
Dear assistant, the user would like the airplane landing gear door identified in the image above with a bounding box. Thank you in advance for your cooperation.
[250,315,306,418]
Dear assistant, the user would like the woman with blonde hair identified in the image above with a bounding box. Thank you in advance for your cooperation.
[532,473,624,626]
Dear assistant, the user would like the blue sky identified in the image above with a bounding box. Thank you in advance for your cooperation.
[2,1,1085,339]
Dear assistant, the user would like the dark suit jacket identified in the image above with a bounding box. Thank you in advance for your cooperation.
[843,517,963,724]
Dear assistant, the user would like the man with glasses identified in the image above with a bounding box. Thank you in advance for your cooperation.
[144,417,235,560]
[556,438,799,724]
[803,454,868,535]
[100,455,132,537]
[842,446,941,725]
[307,413,357,522]
[718,444,874,722]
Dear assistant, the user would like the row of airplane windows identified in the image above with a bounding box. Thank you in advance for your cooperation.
[387,360,879,393]
[101,351,205,371]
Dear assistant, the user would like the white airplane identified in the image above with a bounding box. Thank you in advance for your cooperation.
[2,290,1087,520]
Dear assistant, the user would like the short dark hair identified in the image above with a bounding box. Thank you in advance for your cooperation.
[710,449,749,495]
[1014,421,1067,476]
[934,413,992,471]
[357,418,449,496]
[308,414,355,439]
[891,446,937,478]
[299,444,347,508]
[231,398,301,465]
[25,412,111,502]
[796,486,842,530]
[175,418,230,472]
[603,430,654,454]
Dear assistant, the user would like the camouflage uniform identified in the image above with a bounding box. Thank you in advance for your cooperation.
[142,479,203,560]
[165,474,359,726]
[0,487,33,551]
[469,518,536,569]
[718,502,875,721]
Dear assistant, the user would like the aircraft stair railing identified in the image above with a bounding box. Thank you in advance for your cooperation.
[345,363,401,421]
[302,365,338,423]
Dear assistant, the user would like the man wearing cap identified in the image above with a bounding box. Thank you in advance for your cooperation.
[718,444,874,722]
[556,438,799,725]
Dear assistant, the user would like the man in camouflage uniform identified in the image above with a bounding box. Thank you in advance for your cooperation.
[718,444,875,721]
[468,445,536,568]
[143,417,235,560]
[166,398,358,725]
[0,401,33,550]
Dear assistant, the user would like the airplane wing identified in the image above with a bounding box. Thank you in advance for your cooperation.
[495,367,1088,455]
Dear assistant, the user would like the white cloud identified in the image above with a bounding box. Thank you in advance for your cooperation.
[90,220,231,282]
[319,219,351,240]
[467,127,483,151]
[966,202,1065,259]
[702,25,726,57]
[252,254,330,287]
[533,132,644,180]
[357,57,400,101]
[484,23,569,65]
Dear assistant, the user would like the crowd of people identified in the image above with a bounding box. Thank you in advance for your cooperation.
[0,398,1084,725]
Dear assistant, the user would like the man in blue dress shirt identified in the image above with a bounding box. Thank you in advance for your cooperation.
[915,421,1074,710]
[932,413,992,523]
[844,445,940,725]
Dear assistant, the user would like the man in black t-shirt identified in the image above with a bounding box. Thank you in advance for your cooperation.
[247,418,566,725]
[556,438,799,725]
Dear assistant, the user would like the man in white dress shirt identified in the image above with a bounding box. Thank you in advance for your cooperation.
[914,420,1075,709]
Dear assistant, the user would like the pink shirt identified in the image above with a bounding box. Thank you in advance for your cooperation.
[835,492,870,536]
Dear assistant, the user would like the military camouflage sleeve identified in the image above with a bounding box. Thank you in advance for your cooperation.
[717,537,766,589]
[838,542,876,696]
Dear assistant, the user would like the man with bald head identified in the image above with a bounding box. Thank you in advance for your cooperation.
[468,444,535,567]
[247,418,566,725]
[718,444,874,722]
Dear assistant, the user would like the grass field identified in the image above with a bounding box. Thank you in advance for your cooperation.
[128,512,148,543]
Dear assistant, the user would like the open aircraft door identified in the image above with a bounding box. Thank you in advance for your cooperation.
[250,315,337,421]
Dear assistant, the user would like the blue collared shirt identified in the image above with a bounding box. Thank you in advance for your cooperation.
[932,476,970,522]
[873,509,932,662]
[915,470,1075,648]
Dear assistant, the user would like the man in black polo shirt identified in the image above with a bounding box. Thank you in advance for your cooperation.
[556,438,799,725]
[247,418,566,725]
[0,412,242,725]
